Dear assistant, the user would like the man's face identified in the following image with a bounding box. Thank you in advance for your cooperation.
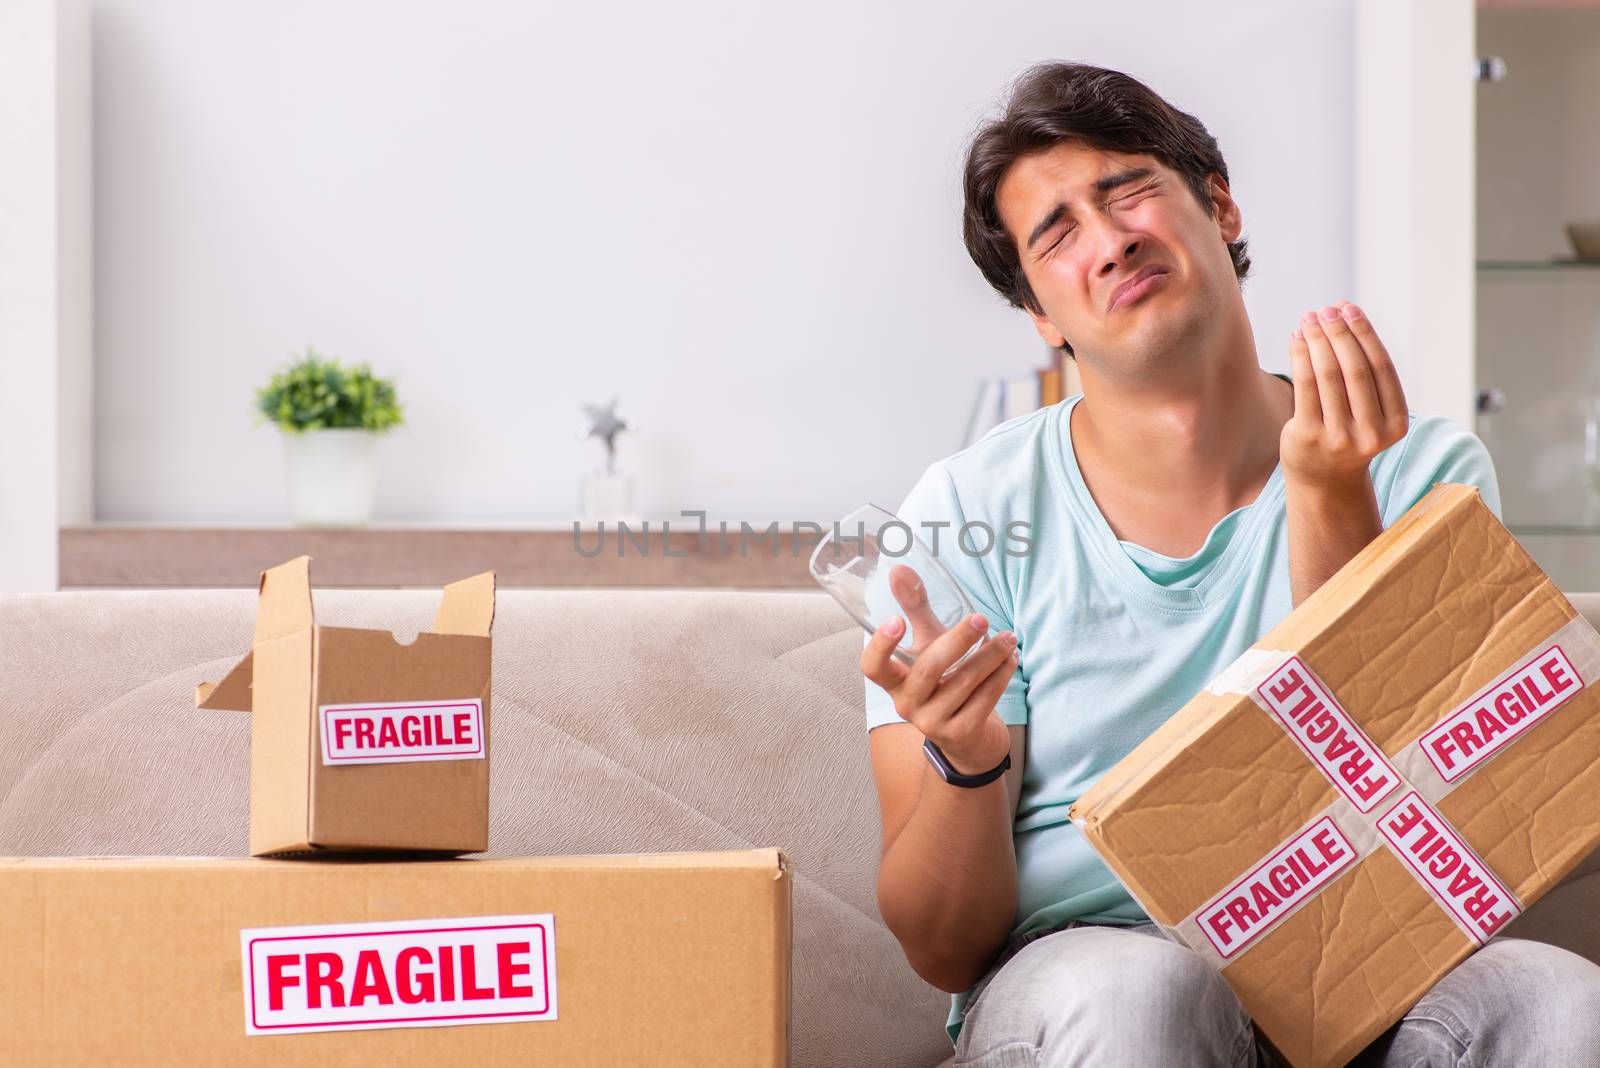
[995,142,1242,375]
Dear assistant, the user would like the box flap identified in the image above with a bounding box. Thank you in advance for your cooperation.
[256,556,314,643]
[433,570,496,637]
[195,650,253,712]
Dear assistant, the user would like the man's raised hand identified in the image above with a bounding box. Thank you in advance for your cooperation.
[1281,301,1409,488]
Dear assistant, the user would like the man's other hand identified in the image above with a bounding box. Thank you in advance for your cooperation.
[1281,301,1409,490]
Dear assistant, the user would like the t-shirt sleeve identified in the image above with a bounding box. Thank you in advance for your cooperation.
[1377,413,1502,527]
[863,461,1029,731]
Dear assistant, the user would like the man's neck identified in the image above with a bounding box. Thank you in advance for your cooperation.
[1069,317,1294,545]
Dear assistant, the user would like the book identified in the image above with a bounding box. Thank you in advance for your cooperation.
[961,378,1006,449]
[1002,376,1038,421]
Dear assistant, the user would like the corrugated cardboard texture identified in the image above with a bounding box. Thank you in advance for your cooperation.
[310,627,491,851]
[433,571,496,638]
[198,557,494,856]
[1071,484,1600,1068]
[0,849,791,1066]
[253,625,315,855]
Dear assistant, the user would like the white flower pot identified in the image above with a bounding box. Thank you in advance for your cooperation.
[282,428,379,527]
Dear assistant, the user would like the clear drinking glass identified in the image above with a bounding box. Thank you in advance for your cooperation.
[807,503,989,679]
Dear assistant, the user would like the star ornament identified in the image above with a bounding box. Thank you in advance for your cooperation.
[580,398,631,472]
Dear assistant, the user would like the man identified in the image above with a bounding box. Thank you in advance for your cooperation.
[860,62,1600,1067]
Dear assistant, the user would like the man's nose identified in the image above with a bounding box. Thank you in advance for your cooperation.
[1097,234,1144,277]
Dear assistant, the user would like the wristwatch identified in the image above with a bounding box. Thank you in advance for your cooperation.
[922,737,1011,788]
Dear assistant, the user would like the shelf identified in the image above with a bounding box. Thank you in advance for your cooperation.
[1510,525,1600,536]
[1477,259,1600,271]
[58,526,819,589]
[80,518,623,532]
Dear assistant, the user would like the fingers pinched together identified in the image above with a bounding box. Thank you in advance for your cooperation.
[1282,302,1409,482]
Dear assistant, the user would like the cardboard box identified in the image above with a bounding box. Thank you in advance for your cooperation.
[0,849,791,1065]
[1068,484,1600,1068]
[197,555,495,856]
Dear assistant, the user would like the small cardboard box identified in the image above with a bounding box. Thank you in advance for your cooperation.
[1069,483,1600,1068]
[0,849,791,1065]
[198,555,495,856]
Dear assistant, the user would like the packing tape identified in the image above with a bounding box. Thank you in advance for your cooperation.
[1168,792,1384,970]
[1170,611,1600,969]
[1204,647,1288,700]
[1388,613,1600,805]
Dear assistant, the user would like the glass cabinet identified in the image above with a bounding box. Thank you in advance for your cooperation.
[1475,5,1600,588]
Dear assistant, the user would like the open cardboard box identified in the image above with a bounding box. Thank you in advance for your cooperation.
[198,556,495,856]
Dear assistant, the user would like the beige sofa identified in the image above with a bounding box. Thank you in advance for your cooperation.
[3,586,1600,1067]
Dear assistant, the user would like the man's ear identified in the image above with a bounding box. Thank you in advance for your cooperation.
[1208,173,1242,243]
[1028,305,1068,349]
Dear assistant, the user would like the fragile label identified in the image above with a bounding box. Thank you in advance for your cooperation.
[1197,816,1357,959]
[241,914,557,1035]
[1257,657,1400,812]
[1420,644,1583,783]
[1377,791,1519,944]
[320,699,484,765]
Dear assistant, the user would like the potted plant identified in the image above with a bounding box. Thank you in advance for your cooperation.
[255,347,404,527]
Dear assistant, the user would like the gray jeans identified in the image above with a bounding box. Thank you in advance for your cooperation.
[953,921,1600,1067]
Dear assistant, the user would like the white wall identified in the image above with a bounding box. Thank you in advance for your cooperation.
[1355,0,1476,431]
[93,0,1360,525]
[0,0,92,592]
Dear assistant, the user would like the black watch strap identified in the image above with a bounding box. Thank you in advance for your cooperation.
[922,737,1011,788]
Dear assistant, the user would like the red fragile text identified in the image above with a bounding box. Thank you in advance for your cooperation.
[1199,816,1356,958]
[266,941,531,1010]
[242,916,555,1035]
[331,712,475,752]
[1258,658,1399,812]
[1378,792,1517,943]
[319,699,485,765]
[1421,646,1581,782]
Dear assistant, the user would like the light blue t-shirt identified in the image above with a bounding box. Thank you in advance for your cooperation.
[862,386,1502,1047]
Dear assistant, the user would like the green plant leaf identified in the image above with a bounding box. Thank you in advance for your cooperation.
[252,348,405,434]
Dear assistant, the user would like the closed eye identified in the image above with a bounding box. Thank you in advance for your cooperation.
[1044,183,1160,255]
[1045,225,1076,255]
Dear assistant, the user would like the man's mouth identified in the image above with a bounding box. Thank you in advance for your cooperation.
[1109,266,1169,311]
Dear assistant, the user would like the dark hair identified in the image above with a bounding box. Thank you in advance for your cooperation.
[961,62,1250,357]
